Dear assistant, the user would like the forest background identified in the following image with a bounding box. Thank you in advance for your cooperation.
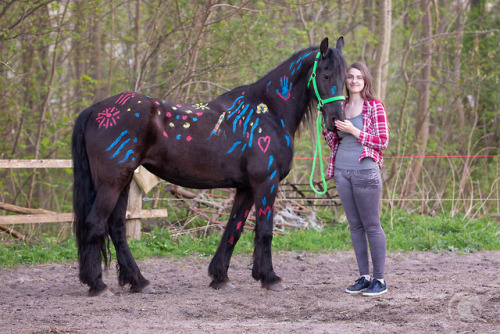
[0,0,498,241]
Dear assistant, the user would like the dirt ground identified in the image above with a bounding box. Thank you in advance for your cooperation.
[1,250,499,333]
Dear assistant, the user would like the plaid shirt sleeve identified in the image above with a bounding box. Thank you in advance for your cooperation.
[322,130,339,178]
[358,100,389,151]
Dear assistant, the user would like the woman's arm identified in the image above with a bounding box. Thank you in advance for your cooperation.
[358,101,389,151]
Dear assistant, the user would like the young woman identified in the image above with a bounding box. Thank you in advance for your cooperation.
[323,62,389,296]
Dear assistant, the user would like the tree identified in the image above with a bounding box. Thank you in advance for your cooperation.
[401,0,433,198]
[0,0,498,218]
[373,0,392,101]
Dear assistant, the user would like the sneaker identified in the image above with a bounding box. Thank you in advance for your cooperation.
[362,279,387,296]
[345,276,371,294]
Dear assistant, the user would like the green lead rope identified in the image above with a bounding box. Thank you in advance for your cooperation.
[310,113,328,195]
[307,50,345,195]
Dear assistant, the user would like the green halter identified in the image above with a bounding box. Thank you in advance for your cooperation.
[307,52,346,110]
[308,51,345,195]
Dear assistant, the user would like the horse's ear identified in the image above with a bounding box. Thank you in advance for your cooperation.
[320,37,329,57]
[336,36,344,53]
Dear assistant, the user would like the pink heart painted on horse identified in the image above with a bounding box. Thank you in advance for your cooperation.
[258,136,271,153]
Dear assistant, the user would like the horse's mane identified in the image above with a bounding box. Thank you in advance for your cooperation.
[253,46,318,86]
[218,45,346,136]
[219,46,318,98]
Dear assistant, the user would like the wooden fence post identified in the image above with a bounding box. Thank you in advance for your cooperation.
[126,166,160,240]
[126,178,142,240]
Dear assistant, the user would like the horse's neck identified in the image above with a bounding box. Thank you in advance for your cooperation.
[264,51,317,135]
[213,49,317,136]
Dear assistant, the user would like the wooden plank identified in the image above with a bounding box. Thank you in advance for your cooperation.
[0,202,55,214]
[0,159,73,168]
[0,213,74,224]
[0,210,169,225]
[127,209,169,219]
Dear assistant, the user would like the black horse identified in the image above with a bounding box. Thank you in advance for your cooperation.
[72,37,347,296]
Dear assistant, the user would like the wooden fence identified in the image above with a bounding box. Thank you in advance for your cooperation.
[0,159,340,240]
[0,159,168,239]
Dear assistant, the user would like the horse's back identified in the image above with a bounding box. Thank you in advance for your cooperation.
[79,92,246,188]
[78,90,294,190]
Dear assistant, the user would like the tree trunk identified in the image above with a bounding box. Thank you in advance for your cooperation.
[72,0,86,113]
[401,0,433,197]
[363,0,376,62]
[133,0,142,89]
[373,0,391,100]
[181,0,214,101]
[107,0,115,97]
[28,2,69,206]
[90,12,105,101]
[12,36,34,157]
[452,0,466,147]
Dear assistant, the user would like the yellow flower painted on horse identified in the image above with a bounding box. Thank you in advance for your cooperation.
[194,103,210,110]
[256,103,268,114]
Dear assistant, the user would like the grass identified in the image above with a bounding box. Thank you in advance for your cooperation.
[0,211,498,267]
[383,212,500,252]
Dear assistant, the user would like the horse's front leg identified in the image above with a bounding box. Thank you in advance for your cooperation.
[209,188,253,290]
[252,185,284,291]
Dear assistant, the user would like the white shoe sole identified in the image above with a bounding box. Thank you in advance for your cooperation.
[362,288,388,296]
[345,288,367,294]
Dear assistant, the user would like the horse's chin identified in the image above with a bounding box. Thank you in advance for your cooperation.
[324,113,343,131]
[324,121,337,132]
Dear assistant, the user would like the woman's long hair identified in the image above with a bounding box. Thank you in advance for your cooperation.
[347,62,389,131]
[346,62,379,102]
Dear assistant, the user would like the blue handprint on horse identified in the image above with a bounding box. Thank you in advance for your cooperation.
[276,76,292,100]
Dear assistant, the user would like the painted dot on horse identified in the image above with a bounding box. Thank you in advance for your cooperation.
[72,37,347,296]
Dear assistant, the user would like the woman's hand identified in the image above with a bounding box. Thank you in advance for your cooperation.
[335,120,361,138]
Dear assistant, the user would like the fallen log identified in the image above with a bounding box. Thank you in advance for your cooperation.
[0,224,25,240]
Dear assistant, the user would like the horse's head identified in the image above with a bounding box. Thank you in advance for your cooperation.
[308,37,347,131]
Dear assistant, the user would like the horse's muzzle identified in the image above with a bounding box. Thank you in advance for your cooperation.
[324,110,345,132]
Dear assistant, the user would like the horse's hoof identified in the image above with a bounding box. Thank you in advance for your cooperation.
[89,287,114,297]
[101,289,115,297]
[131,284,154,294]
[210,281,235,290]
[221,282,236,290]
[140,285,155,294]
[265,282,286,292]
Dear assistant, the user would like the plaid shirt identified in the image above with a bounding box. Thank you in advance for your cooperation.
[322,99,389,178]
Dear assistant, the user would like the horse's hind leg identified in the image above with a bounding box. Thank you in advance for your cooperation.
[209,188,253,289]
[79,186,122,296]
[108,184,151,293]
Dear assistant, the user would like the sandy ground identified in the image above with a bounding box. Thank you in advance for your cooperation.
[1,250,499,333]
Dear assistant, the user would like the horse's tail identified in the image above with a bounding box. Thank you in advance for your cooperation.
[72,108,111,275]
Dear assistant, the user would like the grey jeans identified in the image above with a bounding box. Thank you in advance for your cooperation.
[334,168,386,279]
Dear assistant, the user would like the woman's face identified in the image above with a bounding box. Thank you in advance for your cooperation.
[346,68,364,94]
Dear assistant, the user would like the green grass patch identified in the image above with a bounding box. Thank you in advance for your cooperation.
[0,211,498,267]
[0,238,77,266]
[383,212,500,252]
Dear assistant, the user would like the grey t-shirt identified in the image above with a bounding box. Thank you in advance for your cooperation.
[334,113,378,170]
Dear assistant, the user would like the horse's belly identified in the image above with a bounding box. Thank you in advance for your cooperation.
[142,163,242,190]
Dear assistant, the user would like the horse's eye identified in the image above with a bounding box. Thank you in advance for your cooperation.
[323,74,329,80]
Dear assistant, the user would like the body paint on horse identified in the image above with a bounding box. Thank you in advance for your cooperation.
[72,37,347,295]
